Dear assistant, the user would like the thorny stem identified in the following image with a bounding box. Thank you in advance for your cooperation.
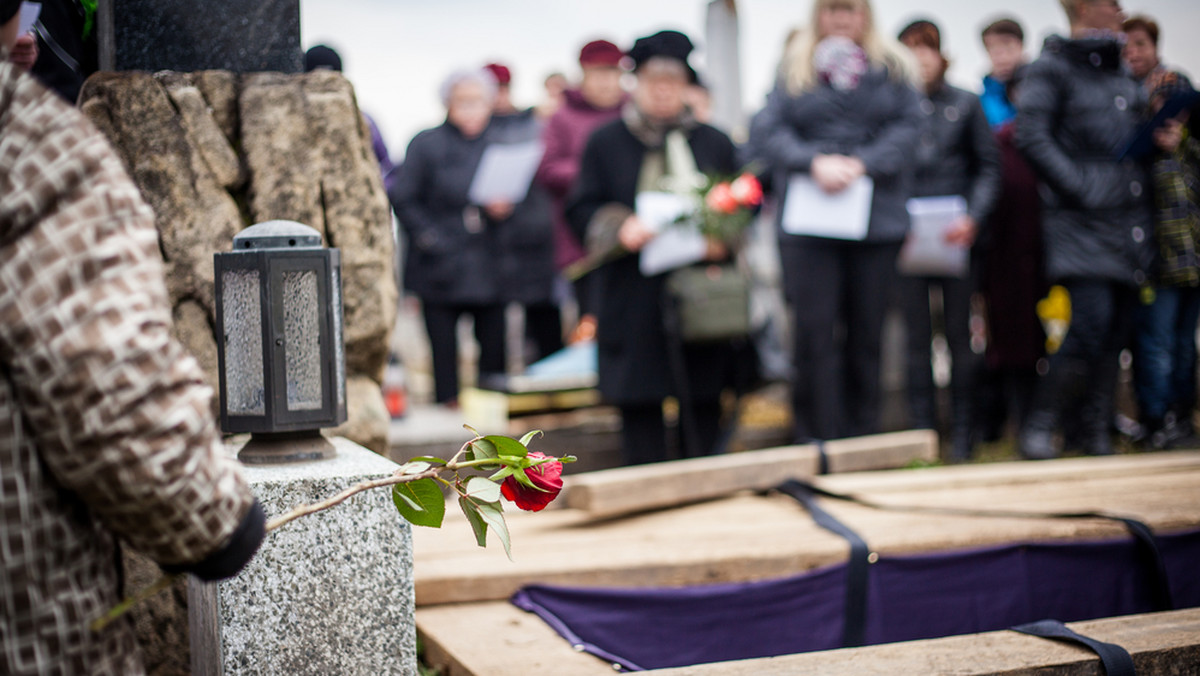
[92,438,490,633]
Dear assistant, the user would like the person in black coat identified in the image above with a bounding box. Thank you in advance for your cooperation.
[390,68,511,405]
[757,0,923,442]
[897,20,1002,460]
[1014,0,1154,458]
[566,30,745,466]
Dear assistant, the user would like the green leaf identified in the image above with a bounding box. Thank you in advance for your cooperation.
[510,466,540,490]
[458,497,488,548]
[519,430,544,447]
[475,501,512,560]
[483,435,528,460]
[405,456,448,466]
[462,476,502,504]
[397,461,433,475]
[488,466,517,482]
[468,438,499,465]
[392,479,445,528]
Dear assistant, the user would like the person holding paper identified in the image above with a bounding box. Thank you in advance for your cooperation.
[482,61,562,366]
[897,19,1001,461]
[1123,15,1200,448]
[390,67,511,406]
[566,30,746,466]
[757,0,922,442]
[1014,0,1153,459]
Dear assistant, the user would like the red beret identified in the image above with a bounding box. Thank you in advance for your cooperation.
[484,63,512,85]
[579,40,624,67]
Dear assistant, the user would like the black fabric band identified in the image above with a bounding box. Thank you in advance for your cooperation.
[772,479,1174,613]
[163,499,266,582]
[1012,619,1136,676]
[814,440,829,476]
[775,479,870,648]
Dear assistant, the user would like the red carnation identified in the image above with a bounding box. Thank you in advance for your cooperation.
[730,173,763,207]
[706,182,739,215]
[500,452,564,512]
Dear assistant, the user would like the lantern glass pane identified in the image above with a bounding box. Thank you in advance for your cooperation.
[333,265,345,407]
[283,269,323,411]
[223,269,265,415]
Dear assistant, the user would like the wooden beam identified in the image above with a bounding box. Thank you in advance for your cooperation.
[417,604,1200,676]
[563,430,938,520]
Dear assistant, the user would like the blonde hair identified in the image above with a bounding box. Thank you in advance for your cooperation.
[780,0,917,95]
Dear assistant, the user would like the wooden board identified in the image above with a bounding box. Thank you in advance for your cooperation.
[417,603,1200,676]
[413,451,1200,607]
[563,430,938,519]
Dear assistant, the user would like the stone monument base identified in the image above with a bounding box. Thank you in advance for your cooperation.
[189,437,416,675]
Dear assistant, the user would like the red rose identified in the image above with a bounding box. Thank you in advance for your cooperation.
[500,452,564,512]
[730,173,763,207]
[706,182,739,214]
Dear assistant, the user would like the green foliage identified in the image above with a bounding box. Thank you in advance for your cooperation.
[392,479,446,528]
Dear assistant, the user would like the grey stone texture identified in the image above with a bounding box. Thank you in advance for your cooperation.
[100,0,302,73]
[190,438,417,675]
[79,70,398,454]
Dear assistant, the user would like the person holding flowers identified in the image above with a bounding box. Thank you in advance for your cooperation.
[566,30,754,466]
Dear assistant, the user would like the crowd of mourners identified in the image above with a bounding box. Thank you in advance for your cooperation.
[379,0,1200,467]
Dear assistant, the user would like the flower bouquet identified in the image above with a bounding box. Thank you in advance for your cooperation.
[687,172,764,244]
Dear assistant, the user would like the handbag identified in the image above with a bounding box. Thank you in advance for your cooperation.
[664,263,752,343]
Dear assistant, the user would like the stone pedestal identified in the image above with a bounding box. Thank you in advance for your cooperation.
[189,437,416,675]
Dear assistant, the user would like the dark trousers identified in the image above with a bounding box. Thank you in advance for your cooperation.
[1034,279,1137,436]
[619,400,723,466]
[781,239,901,441]
[524,302,564,364]
[1134,286,1200,422]
[901,275,975,430]
[423,302,507,404]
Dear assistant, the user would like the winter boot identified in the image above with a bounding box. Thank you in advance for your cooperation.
[1018,359,1088,460]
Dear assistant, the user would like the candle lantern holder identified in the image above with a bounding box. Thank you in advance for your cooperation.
[214,220,346,464]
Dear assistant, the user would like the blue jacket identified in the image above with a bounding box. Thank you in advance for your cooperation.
[981,75,1017,128]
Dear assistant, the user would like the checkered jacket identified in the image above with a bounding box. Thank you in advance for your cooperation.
[0,60,260,674]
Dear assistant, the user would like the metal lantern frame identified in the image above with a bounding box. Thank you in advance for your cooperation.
[214,221,346,440]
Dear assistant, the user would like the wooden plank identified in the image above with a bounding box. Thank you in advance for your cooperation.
[413,451,1200,607]
[563,430,938,519]
[417,604,1200,676]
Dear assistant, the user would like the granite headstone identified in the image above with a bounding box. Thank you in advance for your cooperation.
[97,0,302,73]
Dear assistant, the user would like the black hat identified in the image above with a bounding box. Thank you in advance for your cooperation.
[304,45,343,73]
[0,0,22,26]
[628,30,697,83]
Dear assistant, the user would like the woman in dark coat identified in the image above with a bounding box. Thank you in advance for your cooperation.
[1014,0,1154,458]
[897,20,1002,460]
[566,30,744,466]
[390,68,511,405]
[758,0,923,442]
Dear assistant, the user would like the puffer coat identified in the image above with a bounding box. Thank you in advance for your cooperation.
[1015,35,1154,285]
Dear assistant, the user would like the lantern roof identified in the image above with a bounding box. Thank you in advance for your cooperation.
[233,220,324,250]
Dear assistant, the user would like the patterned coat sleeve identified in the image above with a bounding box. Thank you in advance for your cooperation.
[0,64,262,571]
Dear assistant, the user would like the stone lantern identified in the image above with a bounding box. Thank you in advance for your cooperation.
[214,220,346,463]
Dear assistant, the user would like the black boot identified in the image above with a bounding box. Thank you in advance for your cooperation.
[948,386,974,462]
[1018,359,1088,460]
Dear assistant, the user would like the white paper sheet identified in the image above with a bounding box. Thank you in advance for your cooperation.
[19,2,41,36]
[897,196,970,278]
[635,192,708,276]
[468,141,544,205]
[781,174,873,240]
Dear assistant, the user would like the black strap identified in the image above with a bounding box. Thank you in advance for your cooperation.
[775,479,870,648]
[814,440,829,476]
[660,286,702,459]
[1012,619,1136,676]
[770,479,1174,612]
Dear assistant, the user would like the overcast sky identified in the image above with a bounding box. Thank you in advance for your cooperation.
[300,0,1200,162]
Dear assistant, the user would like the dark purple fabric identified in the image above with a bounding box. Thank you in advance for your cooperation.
[511,529,1200,672]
